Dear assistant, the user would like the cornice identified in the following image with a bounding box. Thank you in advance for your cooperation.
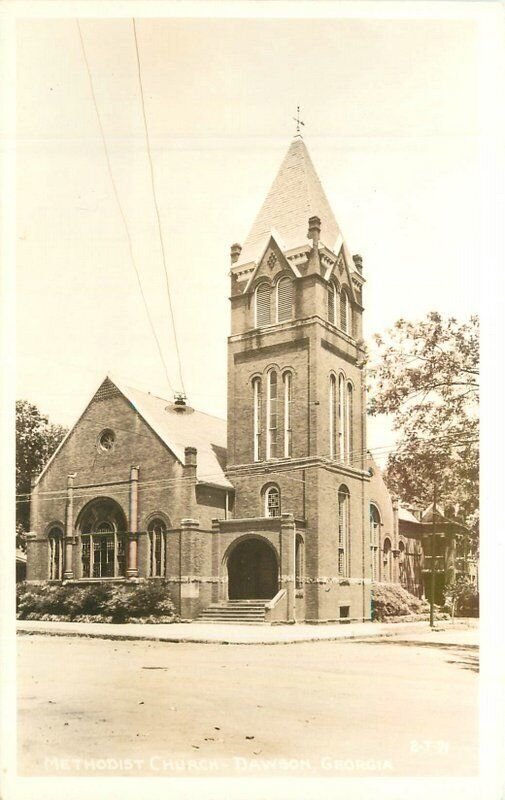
[226,455,370,481]
[229,314,366,360]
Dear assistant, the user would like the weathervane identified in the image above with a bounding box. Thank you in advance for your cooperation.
[293,105,305,135]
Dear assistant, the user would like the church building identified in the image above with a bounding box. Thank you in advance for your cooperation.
[26,135,407,623]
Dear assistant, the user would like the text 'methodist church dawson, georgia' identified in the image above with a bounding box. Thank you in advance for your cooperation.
[26,134,426,624]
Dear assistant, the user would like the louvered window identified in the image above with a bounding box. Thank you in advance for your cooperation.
[340,289,349,334]
[255,283,271,327]
[352,308,358,338]
[266,370,278,459]
[328,283,336,325]
[277,277,293,322]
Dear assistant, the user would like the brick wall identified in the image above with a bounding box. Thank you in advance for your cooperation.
[27,388,226,584]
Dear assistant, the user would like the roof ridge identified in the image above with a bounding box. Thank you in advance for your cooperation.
[118,379,226,423]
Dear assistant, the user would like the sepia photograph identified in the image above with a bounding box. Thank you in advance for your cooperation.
[1,2,504,799]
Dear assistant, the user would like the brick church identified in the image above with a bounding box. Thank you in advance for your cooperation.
[26,135,468,622]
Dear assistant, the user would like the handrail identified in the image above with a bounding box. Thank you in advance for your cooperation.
[265,589,286,610]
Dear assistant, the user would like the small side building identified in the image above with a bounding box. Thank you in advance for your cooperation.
[398,504,477,604]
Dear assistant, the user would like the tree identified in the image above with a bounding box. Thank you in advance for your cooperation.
[16,400,68,544]
[368,313,479,524]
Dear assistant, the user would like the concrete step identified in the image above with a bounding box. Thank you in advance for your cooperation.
[202,608,265,617]
[199,604,265,609]
[197,620,267,625]
[205,603,266,608]
[200,613,265,619]
[197,600,268,624]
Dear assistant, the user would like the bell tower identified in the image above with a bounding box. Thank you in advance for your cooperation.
[226,135,372,622]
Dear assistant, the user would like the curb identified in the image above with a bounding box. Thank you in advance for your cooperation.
[15,620,476,646]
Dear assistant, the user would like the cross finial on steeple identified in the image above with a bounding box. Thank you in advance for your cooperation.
[293,105,305,136]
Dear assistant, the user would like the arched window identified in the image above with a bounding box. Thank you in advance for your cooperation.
[265,485,281,518]
[338,373,345,461]
[96,521,114,534]
[369,505,381,582]
[340,288,350,334]
[266,369,278,459]
[48,527,63,580]
[338,486,350,576]
[328,282,337,325]
[277,276,293,322]
[345,382,353,464]
[398,541,406,587]
[255,282,271,327]
[329,374,337,458]
[383,537,392,583]
[79,499,127,579]
[148,518,167,577]
[295,534,304,590]
[252,377,262,462]
[283,372,292,458]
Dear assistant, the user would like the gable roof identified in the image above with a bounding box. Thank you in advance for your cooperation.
[236,137,343,267]
[116,379,232,489]
[34,376,232,490]
[398,506,420,524]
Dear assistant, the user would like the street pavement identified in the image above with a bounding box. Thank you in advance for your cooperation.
[17,626,478,778]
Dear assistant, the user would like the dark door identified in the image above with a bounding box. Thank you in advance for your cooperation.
[228,539,278,600]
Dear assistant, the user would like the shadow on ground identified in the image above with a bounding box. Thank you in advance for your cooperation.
[357,638,479,673]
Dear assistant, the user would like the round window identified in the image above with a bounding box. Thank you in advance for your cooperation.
[98,429,115,452]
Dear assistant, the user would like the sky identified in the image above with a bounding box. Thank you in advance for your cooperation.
[15,14,482,457]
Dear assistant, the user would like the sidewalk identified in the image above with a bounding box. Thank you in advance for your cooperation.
[16,617,478,646]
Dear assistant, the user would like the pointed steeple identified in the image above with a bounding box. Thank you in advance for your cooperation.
[236,137,342,267]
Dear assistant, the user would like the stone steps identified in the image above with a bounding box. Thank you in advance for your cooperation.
[197,600,268,624]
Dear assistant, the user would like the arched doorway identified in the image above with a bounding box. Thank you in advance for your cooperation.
[227,538,278,600]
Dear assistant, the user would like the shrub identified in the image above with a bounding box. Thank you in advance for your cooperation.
[444,576,479,618]
[16,580,178,623]
[104,581,176,621]
[371,582,429,621]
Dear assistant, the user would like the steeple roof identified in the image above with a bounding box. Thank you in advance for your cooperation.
[237,137,342,267]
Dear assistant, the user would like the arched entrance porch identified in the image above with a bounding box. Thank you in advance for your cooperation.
[226,537,279,600]
[76,497,128,579]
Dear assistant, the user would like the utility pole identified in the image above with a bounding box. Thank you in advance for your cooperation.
[430,479,437,628]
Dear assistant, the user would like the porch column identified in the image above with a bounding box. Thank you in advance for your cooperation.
[63,473,76,580]
[127,465,139,578]
[280,513,296,622]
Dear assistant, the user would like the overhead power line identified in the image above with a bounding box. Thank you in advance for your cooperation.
[76,20,175,398]
[132,18,186,397]
[16,434,478,504]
